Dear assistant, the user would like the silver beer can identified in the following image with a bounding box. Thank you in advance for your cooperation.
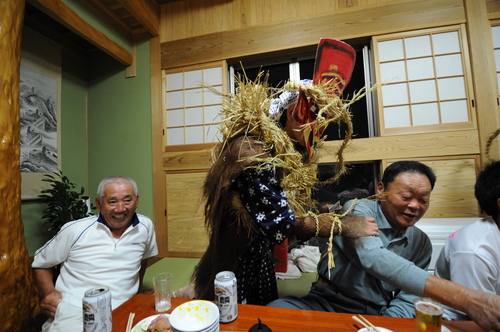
[215,271,238,323]
[83,286,112,332]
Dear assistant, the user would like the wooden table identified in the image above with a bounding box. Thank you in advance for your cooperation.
[112,294,484,332]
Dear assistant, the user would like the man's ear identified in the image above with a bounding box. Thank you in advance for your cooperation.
[376,181,385,196]
[95,197,101,211]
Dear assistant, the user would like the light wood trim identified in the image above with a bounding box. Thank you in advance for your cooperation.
[464,0,500,162]
[125,41,136,78]
[160,0,464,69]
[151,36,168,256]
[28,0,133,66]
[318,129,480,163]
[487,0,500,20]
[163,129,480,171]
[163,149,212,172]
[117,0,159,37]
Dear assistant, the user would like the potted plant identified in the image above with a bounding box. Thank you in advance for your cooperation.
[39,171,95,232]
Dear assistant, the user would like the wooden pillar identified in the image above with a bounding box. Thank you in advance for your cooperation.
[0,0,40,330]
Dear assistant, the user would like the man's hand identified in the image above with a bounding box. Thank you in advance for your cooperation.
[342,215,379,238]
[40,290,62,319]
[463,290,500,332]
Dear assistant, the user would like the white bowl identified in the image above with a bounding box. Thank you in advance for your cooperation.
[358,328,394,332]
[170,300,220,332]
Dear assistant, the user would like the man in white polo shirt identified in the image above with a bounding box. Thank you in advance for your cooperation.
[32,176,158,332]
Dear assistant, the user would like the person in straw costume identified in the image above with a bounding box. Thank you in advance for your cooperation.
[191,38,378,305]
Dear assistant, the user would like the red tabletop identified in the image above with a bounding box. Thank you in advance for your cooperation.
[112,294,484,332]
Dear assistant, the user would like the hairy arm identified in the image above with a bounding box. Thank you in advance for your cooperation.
[294,214,379,240]
[424,275,500,332]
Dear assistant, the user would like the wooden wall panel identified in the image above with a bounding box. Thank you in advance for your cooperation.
[392,157,480,218]
[159,0,464,69]
[166,172,208,257]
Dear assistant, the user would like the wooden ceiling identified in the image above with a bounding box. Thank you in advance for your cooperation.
[23,0,175,58]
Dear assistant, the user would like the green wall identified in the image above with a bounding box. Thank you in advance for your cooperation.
[22,34,154,255]
[86,41,154,220]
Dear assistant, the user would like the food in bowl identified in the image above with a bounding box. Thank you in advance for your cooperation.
[146,314,171,332]
[169,300,219,332]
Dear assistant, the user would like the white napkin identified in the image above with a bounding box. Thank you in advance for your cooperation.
[291,245,320,273]
[276,260,302,280]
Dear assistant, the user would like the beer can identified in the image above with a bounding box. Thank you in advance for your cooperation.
[83,286,112,332]
[214,271,238,323]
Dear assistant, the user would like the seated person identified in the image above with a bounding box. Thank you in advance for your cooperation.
[268,160,434,317]
[32,176,158,332]
[435,160,500,320]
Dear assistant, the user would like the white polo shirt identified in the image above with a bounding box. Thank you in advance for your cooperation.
[32,213,158,309]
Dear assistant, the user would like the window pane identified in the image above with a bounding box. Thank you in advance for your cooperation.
[204,67,223,85]
[167,72,183,90]
[405,35,432,58]
[407,57,434,80]
[433,31,460,54]
[378,39,405,62]
[495,49,500,71]
[492,26,500,48]
[167,109,184,127]
[167,127,184,145]
[380,60,406,83]
[412,103,439,126]
[435,54,463,77]
[185,70,203,89]
[441,100,469,123]
[205,124,222,143]
[409,80,437,103]
[167,90,184,109]
[438,77,466,100]
[382,83,409,106]
[186,126,204,144]
[498,73,500,95]
[204,87,223,105]
[384,105,411,128]
[205,105,221,123]
[186,107,203,126]
[185,88,203,107]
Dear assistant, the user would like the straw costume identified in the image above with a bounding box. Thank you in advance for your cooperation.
[193,39,372,305]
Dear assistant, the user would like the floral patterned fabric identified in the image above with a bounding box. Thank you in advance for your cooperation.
[233,163,295,305]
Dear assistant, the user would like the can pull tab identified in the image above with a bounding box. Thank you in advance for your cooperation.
[248,318,272,332]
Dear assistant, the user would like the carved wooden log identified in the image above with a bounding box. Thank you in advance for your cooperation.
[0,0,40,330]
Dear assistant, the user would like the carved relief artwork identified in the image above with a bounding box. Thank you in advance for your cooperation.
[19,65,58,173]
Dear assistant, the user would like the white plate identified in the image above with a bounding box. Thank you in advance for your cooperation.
[132,314,171,332]
[358,328,394,332]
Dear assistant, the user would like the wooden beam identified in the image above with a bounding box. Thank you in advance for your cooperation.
[117,0,159,37]
[318,129,480,163]
[28,0,133,66]
[464,0,500,162]
[160,0,464,69]
[82,0,134,40]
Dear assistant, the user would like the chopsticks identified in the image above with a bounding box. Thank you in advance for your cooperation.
[126,312,135,332]
[352,314,380,332]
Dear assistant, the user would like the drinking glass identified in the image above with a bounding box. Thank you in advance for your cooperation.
[413,297,443,332]
[153,272,172,312]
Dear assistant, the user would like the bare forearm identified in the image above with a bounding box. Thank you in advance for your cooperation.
[33,268,55,298]
[425,275,500,332]
[294,214,378,239]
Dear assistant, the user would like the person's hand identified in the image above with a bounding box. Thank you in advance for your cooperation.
[40,290,62,319]
[466,290,500,332]
[341,215,379,238]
